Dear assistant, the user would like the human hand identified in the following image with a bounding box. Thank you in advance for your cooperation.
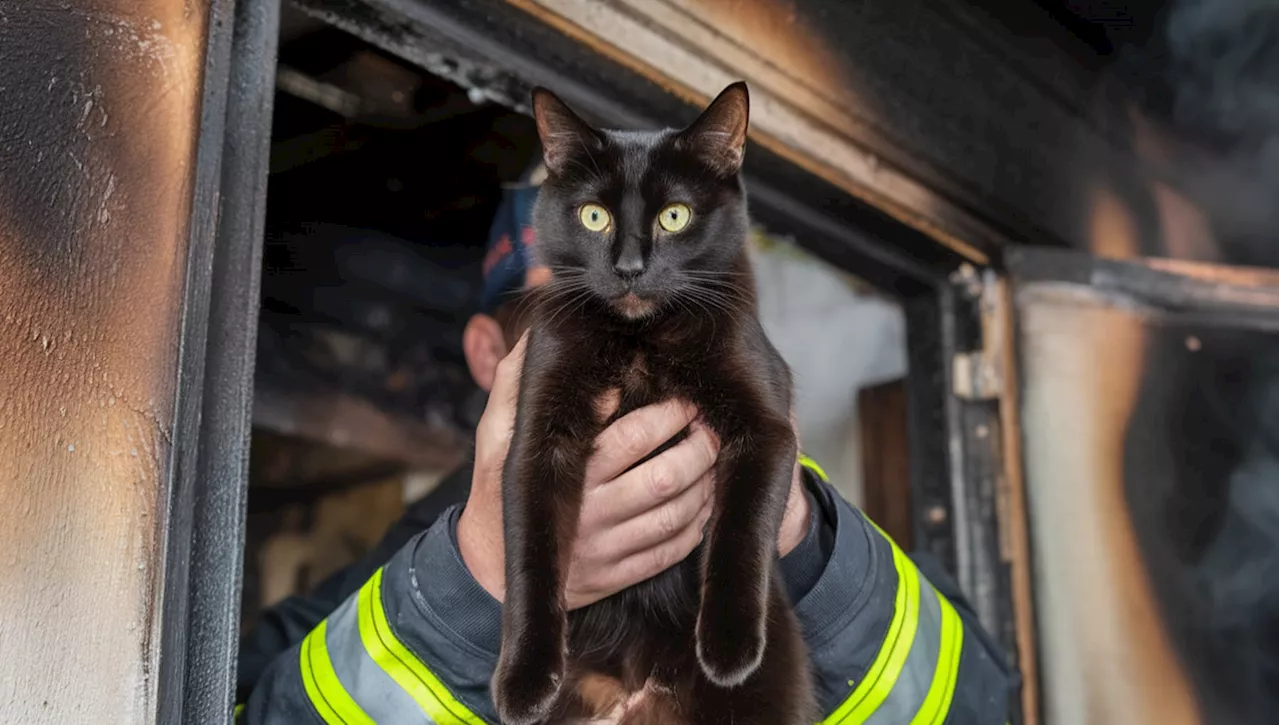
[457,334,809,610]
[456,332,717,611]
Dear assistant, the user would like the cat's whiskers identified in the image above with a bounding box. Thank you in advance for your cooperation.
[679,293,718,338]
[562,155,605,185]
[576,135,604,180]
[676,269,751,279]
[509,270,589,322]
[672,270,747,320]
[682,286,742,320]
[541,285,595,329]
[567,287,597,322]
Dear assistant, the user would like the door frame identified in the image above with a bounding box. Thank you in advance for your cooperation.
[154,1,281,722]
[165,0,1035,721]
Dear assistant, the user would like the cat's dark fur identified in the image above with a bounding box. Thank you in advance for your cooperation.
[492,83,813,725]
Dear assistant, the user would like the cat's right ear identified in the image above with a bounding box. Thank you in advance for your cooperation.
[531,88,601,176]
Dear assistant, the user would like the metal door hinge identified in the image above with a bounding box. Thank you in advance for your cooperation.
[951,264,1007,401]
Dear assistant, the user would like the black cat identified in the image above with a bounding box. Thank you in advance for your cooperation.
[492,83,813,725]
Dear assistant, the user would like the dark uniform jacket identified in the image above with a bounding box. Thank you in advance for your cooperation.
[237,459,1013,723]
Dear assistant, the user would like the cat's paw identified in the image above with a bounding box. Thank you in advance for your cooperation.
[695,594,767,688]
[492,635,567,725]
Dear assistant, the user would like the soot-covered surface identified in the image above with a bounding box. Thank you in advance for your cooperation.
[255,24,541,449]
[0,1,213,720]
[1015,256,1277,724]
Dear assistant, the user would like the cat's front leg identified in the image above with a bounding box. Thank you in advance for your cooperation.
[694,354,797,687]
[492,333,601,724]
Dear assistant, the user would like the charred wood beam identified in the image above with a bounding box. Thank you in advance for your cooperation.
[286,0,970,291]
[270,123,370,174]
[252,381,466,472]
[247,461,410,512]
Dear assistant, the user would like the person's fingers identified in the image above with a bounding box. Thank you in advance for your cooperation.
[474,332,529,483]
[476,334,527,439]
[583,469,712,563]
[583,399,698,485]
[487,332,528,416]
[600,504,713,595]
[581,423,718,529]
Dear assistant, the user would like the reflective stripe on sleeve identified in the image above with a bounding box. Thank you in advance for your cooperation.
[823,542,921,723]
[299,620,375,725]
[803,455,965,725]
[357,569,488,725]
[910,591,964,725]
[297,568,487,724]
[799,453,829,482]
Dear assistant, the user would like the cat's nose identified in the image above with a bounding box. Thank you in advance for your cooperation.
[613,254,646,281]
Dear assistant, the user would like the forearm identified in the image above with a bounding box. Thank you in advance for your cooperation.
[237,464,474,704]
[239,506,500,724]
[793,470,1014,723]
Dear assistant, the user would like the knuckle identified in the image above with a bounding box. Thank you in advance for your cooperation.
[684,521,705,551]
[657,502,679,536]
[619,418,650,457]
[649,544,674,575]
[696,428,719,464]
[568,553,600,587]
[646,464,676,498]
[615,558,643,588]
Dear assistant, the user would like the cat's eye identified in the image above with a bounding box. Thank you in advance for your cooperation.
[579,203,611,232]
[657,203,692,233]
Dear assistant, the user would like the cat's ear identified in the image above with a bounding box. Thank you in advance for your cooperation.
[531,87,601,176]
[677,82,749,176]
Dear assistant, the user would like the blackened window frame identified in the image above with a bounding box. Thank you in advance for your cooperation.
[169,0,1018,721]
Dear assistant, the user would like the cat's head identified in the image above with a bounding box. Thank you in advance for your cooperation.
[529,83,751,321]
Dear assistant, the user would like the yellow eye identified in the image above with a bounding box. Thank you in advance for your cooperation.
[657,203,692,233]
[579,203,611,232]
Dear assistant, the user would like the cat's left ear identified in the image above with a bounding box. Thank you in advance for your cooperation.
[677,82,749,176]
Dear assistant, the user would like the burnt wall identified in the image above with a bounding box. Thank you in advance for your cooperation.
[758,0,1276,267]
[486,0,1275,268]
[788,0,1280,270]
[0,1,210,720]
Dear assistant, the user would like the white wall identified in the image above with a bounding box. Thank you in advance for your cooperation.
[750,234,907,505]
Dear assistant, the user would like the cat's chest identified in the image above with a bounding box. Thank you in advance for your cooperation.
[612,349,673,404]
[599,323,722,404]
[561,309,731,410]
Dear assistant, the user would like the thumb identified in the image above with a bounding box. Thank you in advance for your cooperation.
[475,332,529,478]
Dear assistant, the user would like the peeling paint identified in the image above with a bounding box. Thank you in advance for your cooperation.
[0,0,211,721]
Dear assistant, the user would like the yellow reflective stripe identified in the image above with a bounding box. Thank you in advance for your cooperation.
[358,568,487,725]
[799,453,829,482]
[299,620,375,725]
[793,453,968,725]
[910,590,964,725]
[822,543,921,724]
[233,703,244,722]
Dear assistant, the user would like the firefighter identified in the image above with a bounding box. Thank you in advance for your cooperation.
[237,165,1014,724]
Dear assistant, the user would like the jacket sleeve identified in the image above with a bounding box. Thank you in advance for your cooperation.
[795,460,1014,724]
[241,462,1014,725]
[239,504,502,724]
[236,465,475,706]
